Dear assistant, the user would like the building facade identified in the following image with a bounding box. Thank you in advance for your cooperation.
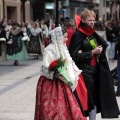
[0,0,4,20]
[3,0,55,23]
[4,0,30,23]
[2,0,120,23]
[61,0,99,20]
[99,0,120,21]
[2,0,100,23]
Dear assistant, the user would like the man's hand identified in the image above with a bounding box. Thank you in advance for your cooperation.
[112,33,115,37]
[78,50,82,53]
[92,45,103,55]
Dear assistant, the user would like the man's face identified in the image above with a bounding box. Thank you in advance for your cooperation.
[82,15,95,28]
[12,25,17,29]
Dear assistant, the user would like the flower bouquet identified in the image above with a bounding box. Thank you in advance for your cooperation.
[48,55,73,87]
[22,36,30,42]
[87,37,97,49]
[0,38,6,42]
[22,35,30,47]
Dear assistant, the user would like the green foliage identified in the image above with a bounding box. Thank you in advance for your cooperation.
[56,55,65,69]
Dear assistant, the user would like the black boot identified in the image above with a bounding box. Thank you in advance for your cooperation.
[13,60,18,66]
[36,56,38,59]
[16,60,18,65]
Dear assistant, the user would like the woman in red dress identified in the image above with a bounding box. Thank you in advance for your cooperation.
[34,27,87,120]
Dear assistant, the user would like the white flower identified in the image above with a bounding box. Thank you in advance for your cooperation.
[22,36,30,41]
[0,38,6,41]
[43,31,46,34]
[23,33,27,36]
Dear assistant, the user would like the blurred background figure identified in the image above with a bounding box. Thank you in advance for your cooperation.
[94,21,106,40]
[21,22,29,37]
[6,22,28,65]
[105,21,116,62]
[0,22,6,62]
[65,22,75,48]
[27,22,42,59]
[39,19,49,44]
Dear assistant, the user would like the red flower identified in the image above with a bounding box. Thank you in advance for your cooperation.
[48,60,58,70]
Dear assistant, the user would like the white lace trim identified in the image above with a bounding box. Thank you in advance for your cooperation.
[42,27,82,91]
[41,65,54,79]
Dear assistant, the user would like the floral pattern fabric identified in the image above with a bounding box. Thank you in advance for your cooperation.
[34,76,86,120]
[27,35,41,54]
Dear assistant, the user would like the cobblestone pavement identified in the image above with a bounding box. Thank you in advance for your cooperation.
[0,58,119,120]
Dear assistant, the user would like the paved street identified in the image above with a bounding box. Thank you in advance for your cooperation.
[0,57,119,120]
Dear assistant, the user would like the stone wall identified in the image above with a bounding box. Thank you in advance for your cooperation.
[4,0,30,23]
[0,0,3,20]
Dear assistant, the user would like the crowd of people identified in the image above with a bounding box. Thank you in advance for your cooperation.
[0,19,53,65]
[34,10,120,120]
[0,17,77,65]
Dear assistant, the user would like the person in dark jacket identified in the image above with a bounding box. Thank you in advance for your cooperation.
[6,22,28,65]
[116,23,120,96]
[105,21,116,61]
[69,10,120,120]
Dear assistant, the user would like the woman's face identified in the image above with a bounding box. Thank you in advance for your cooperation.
[82,15,95,28]
[33,22,37,28]
[12,24,17,29]
[63,32,68,43]
[22,22,25,27]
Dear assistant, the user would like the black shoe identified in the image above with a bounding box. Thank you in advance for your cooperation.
[13,61,16,65]
[36,56,38,59]
[116,91,120,97]
[13,60,18,66]
[16,60,18,65]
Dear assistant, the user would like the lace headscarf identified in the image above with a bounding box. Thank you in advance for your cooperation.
[50,27,73,61]
[41,27,82,91]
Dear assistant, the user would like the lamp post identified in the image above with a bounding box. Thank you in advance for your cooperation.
[21,0,27,22]
[29,0,34,21]
[109,1,112,19]
[2,0,5,19]
[55,0,59,27]
[89,0,94,10]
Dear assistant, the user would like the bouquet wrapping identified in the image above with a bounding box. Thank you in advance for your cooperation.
[87,37,97,49]
[48,56,73,87]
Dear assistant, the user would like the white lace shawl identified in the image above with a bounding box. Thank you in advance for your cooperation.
[41,27,82,91]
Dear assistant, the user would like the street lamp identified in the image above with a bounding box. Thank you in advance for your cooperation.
[29,0,34,21]
[55,0,59,27]
[2,0,5,19]
[20,0,27,22]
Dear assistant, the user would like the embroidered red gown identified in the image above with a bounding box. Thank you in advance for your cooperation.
[34,74,87,120]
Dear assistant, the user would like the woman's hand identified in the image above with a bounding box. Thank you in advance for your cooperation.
[112,33,115,37]
[55,73,65,81]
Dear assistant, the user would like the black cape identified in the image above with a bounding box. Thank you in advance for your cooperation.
[69,23,120,118]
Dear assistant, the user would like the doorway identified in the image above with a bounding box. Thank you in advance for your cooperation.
[7,6,17,21]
